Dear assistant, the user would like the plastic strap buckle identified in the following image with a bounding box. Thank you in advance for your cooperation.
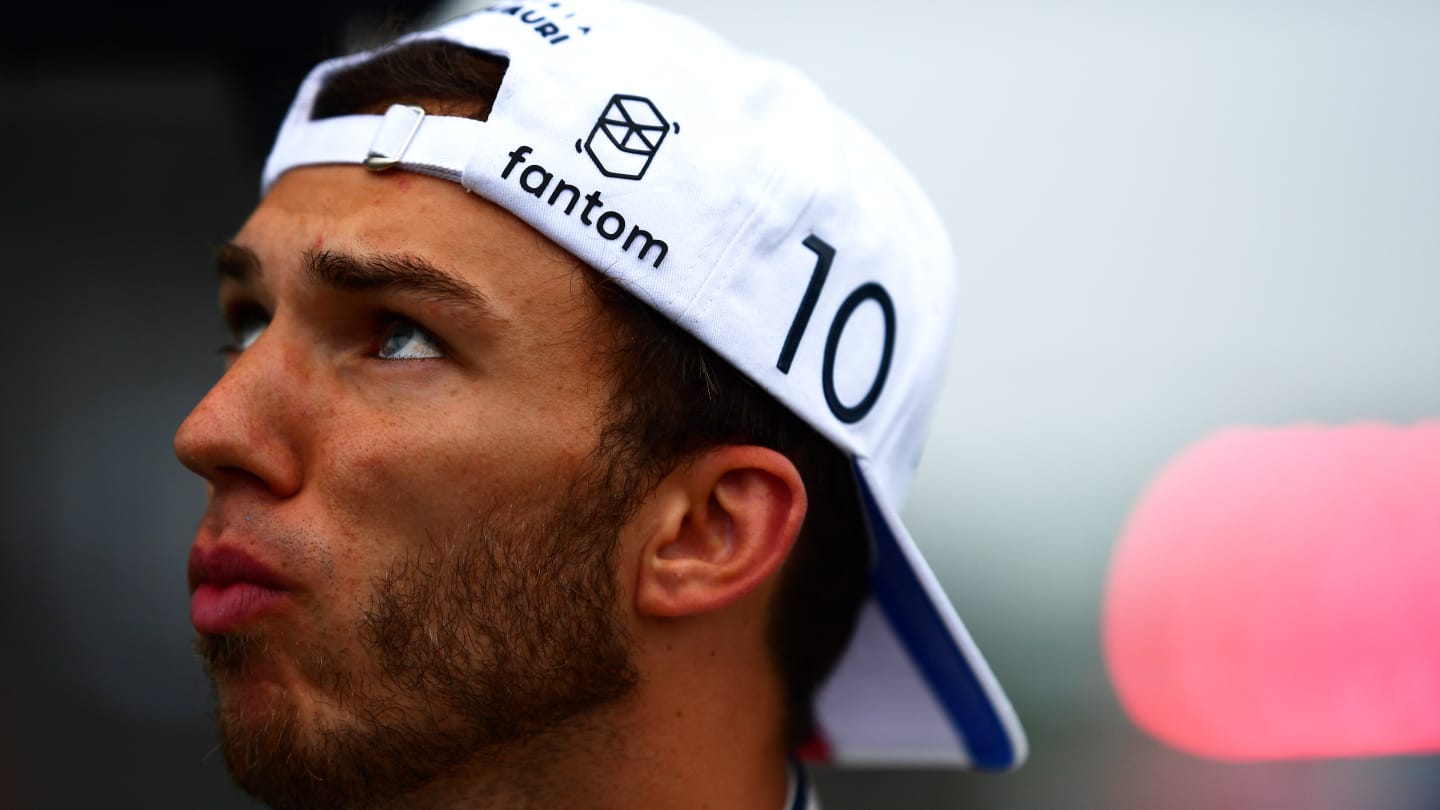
[363,104,427,171]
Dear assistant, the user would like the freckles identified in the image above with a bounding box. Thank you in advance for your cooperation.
[331,435,398,480]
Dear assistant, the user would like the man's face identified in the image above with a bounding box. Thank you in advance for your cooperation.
[174,166,638,808]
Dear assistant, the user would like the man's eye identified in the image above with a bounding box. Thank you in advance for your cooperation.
[377,319,444,360]
[224,310,269,354]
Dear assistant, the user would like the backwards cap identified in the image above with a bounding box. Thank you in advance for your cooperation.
[263,0,1026,769]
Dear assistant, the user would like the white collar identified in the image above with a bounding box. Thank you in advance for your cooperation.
[784,763,821,810]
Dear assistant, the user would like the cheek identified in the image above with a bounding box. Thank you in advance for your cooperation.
[313,414,580,541]
[299,353,610,573]
[320,432,475,534]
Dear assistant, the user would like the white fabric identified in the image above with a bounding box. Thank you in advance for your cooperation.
[816,603,968,765]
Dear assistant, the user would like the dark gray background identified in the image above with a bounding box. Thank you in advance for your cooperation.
[3,0,1438,807]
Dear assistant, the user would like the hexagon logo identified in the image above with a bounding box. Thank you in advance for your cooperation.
[583,94,670,180]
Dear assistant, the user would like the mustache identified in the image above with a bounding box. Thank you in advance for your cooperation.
[192,508,337,575]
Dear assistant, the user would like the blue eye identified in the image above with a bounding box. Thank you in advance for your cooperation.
[378,320,444,360]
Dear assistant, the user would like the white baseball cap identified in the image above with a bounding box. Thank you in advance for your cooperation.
[262,0,1026,770]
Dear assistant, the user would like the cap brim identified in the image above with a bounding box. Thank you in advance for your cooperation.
[807,457,1027,769]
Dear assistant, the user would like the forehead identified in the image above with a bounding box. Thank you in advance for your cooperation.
[236,165,597,324]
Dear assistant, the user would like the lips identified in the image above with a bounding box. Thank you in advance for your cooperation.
[189,546,293,634]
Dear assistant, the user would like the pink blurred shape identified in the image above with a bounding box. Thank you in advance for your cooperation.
[1103,422,1440,761]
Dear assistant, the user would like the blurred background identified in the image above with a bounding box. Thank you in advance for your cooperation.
[2,0,1437,806]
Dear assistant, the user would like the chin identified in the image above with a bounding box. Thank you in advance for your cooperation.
[198,632,318,730]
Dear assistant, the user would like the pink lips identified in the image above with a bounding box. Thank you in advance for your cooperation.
[189,546,293,634]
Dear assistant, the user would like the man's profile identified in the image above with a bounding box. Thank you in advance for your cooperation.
[176,2,1026,807]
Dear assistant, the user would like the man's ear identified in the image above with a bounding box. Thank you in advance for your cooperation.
[635,445,807,618]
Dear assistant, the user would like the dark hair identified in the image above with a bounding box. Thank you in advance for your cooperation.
[311,39,870,750]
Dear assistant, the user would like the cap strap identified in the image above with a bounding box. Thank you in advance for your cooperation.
[263,106,487,192]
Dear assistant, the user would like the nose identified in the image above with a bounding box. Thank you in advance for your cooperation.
[174,328,306,498]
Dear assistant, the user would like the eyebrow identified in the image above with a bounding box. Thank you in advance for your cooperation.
[304,249,498,320]
[215,241,499,323]
[216,242,260,282]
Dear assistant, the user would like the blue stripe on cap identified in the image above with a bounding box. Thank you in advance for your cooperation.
[855,461,1018,770]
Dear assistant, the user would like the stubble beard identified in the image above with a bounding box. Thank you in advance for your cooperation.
[195,477,640,810]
